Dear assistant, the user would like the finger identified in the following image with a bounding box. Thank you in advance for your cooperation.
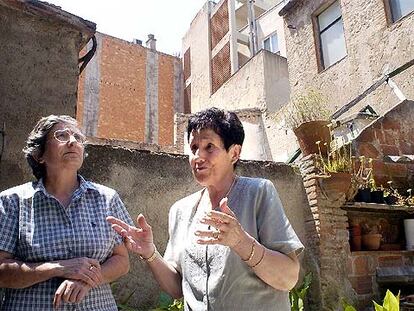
[205,211,232,224]
[110,224,128,236]
[106,216,130,230]
[219,198,236,217]
[69,285,82,303]
[196,237,221,245]
[137,214,151,231]
[199,218,228,232]
[54,283,66,309]
[77,287,88,302]
[63,283,73,302]
[195,229,220,238]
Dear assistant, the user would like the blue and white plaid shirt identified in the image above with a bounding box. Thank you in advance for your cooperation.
[0,176,133,311]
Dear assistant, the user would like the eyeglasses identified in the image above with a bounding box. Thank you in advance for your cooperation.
[53,128,86,144]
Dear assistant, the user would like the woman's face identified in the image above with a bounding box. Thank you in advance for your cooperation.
[188,128,239,187]
[39,122,85,175]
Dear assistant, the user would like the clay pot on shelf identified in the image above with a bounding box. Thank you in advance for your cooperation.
[362,233,382,250]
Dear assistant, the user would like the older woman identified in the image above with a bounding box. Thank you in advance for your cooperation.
[0,115,132,310]
[108,107,303,310]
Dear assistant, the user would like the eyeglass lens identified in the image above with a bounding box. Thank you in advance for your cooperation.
[54,129,85,143]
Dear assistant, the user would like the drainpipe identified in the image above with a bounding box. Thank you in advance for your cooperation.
[78,35,97,75]
[247,0,258,56]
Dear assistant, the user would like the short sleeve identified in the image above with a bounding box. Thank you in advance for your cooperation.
[257,180,304,256]
[0,194,19,254]
[109,192,134,245]
[163,203,182,274]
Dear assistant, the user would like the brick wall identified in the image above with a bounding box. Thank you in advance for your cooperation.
[78,32,183,146]
[348,252,414,308]
[352,100,414,188]
[210,0,229,49]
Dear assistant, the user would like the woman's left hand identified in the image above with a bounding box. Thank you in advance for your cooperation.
[196,198,247,248]
[53,280,91,309]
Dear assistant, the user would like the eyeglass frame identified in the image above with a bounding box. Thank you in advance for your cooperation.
[52,128,87,144]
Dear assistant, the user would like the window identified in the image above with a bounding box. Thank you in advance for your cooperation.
[389,0,414,22]
[317,1,347,69]
[263,33,279,54]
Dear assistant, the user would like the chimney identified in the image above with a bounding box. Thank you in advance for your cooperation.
[146,34,156,50]
[133,38,142,45]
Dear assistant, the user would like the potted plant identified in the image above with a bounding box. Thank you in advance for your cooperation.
[352,157,384,203]
[285,89,331,156]
[361,223,382,250]
[383,181,401,205]
[315,136,357,201]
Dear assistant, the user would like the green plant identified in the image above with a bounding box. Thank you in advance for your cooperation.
[341,298,357,311]
[151,292,184,311]
[285,89,330,129]
[289,272,312,311]
[316,135,352,176]
[373,290,400,311]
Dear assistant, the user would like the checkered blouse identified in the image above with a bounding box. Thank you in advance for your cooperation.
[0,176,133,311]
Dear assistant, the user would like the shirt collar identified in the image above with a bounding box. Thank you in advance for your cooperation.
[33,175,98,197]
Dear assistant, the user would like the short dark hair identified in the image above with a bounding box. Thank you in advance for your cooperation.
[187,107,245,150]
[22,115,81,180]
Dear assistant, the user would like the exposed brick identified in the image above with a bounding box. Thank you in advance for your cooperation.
[377,255,403,267]
[381,144,400,156]
[372,160,386,178]
[356,129,375,143]
[383,132,397,146]
[374,129,384,143]
[385,163,408,178]
[356,142,380,158]
[353,255,370,276]
[399,140,414,154]
[382,117,401,130]
[348,275,373,295]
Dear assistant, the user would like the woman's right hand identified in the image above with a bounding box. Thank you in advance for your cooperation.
[54,257,103,288]
[106,214,155,258]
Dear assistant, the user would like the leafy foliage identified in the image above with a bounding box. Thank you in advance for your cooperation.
[289,272,312,311]
[373,290,400,311]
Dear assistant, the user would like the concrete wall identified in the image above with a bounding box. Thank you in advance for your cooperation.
[0,2,93,190]
[81,144,309,310]
[182,2,212,113]
[282,0,414,118]
[77,32,184,146]
[240,2,288,57]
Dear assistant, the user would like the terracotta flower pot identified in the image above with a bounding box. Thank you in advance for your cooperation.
[293,120,330,156]
[319,172,352,201]
[362,233,382,250]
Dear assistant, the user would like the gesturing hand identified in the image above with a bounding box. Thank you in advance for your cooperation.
[54,257,103,288]
[53,280,91,309]
[106,214,155,258]
[196,198,247,248]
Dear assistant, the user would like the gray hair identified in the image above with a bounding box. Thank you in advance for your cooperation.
[23,115,81,180]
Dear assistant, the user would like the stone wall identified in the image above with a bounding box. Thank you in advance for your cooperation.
[80,144,310,310]
[282,0,414,119]
[0,1,94,190]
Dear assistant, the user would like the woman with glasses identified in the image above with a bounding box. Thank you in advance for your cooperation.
[0,115,133,310]
[108,107,303,310]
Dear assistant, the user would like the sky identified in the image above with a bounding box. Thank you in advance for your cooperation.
[46,0,208,55]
